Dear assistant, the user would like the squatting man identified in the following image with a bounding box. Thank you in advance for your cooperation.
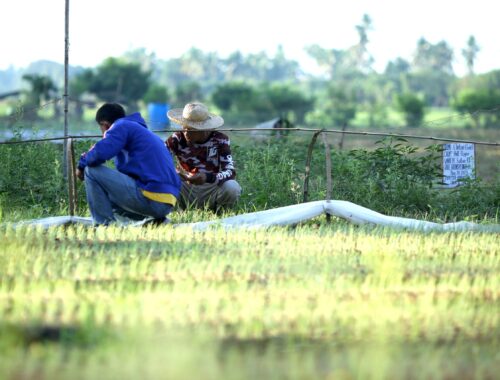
[166,102,242,212]
[76,103,180,226]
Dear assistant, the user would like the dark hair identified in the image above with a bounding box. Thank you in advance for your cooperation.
[95,103,126,124]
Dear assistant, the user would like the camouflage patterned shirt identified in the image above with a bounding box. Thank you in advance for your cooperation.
[166,131,236,185]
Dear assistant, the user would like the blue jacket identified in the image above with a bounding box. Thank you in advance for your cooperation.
[78,113,181,196]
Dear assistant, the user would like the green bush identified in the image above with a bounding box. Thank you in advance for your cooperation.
[452,88,500,129]
[143,84,169,104]
[234,142,303,210]
[437,177,500,220]
[0,135,92,218]
[0,141,67,216]
[395,93,426,127]
[329,138,442,215]
[0,133,498,223]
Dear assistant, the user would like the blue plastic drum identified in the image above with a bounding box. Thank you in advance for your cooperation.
[147,103,170,129]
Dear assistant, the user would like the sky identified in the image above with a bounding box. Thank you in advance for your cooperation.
[1,0,498,76]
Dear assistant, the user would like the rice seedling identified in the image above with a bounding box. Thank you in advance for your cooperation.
[0,223,498,379]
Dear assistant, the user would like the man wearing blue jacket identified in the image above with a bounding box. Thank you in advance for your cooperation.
[76,103,181,225]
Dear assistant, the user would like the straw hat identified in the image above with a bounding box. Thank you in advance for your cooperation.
[167,102,224,130]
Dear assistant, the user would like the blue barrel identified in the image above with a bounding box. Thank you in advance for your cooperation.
[147,102,170,129]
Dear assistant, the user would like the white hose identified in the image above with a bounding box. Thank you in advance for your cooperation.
[12,200,500,232]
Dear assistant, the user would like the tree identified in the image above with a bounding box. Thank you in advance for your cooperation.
[383,58,411,100]
[22,74,57,107]
[413,38,454,74]
[452,88,500,128]
[88,57,151,108]
[354,13,374,72]
[157,47,224,96]
[306,85,357,128]
[211,81,314,124]
[408,71,453,107]
[305,15,374,80]
[122,48,158,75]
[223,51,270,81]
[265,45,302,82]
[210,81,258,124]
[395,93,425,127]
[462,36,480,76]
[143,84,169,104]
[260,83,314,124]
[174,81,203,106]
[305,45,357,81]
[22,74,58,120]
[211,82,255,112]
[411,39,455,106]
[69,68,94,121]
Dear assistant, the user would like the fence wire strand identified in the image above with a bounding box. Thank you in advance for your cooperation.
[0,104,499,146]
[1,98,63,122]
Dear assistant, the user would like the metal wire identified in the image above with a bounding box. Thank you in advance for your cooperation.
[1,127,497,146]
[1,104,499,146]
[1,98,63,122]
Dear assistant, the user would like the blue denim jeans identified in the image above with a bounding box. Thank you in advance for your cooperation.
[84,165,173,225]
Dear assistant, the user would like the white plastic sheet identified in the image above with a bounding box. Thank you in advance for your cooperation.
[12,200,500,232]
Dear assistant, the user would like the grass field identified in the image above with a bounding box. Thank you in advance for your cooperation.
[0,223,499,379]
[0,103,499,378]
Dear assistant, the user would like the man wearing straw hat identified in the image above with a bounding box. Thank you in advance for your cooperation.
[166,102,242,212]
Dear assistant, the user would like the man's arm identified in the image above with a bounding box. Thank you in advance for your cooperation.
[166,133,187,180]
[209,136,236,185]
[78,125,128,171]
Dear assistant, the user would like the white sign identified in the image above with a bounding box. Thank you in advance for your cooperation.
[442,143,475,187]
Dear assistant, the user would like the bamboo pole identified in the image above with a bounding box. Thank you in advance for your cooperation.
[66,138,77,216]
[321,132,333,223]
[63,0,70,178]
[303,129,324,203]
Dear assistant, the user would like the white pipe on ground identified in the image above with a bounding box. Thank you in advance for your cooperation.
[11,200,500,233]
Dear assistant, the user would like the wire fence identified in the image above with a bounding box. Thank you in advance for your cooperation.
[1,100,499,216]
[0,128,498,146]
[1,99,499,146]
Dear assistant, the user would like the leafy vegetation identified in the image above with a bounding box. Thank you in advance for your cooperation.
[452,88,500,128]
[0,133,498,223]
[395,93,426,127]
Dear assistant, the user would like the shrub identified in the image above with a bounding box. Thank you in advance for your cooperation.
[452,88,500,129]
[0,133,498,223]
[330,138,442,215]
[437,177,500,220]
[234,142,303,210]
[0,140,66,216]
[395,93,426,127]
[0,134,91,218]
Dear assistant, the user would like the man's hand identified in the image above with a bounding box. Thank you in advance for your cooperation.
[76,168,84,181]
[186,172,206,185]
[178,171,190,182]
[177,167,206,185]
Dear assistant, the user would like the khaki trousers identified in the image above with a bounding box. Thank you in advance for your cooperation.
[179,180,242,211]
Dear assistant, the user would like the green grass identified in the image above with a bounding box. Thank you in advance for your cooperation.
[1,106,499,378]
[350,107,473,130]
[0,223,498,379]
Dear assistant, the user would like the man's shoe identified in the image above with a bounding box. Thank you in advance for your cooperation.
[141,216,170,227]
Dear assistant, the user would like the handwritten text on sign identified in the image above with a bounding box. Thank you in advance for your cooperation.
[442,143,475,187]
